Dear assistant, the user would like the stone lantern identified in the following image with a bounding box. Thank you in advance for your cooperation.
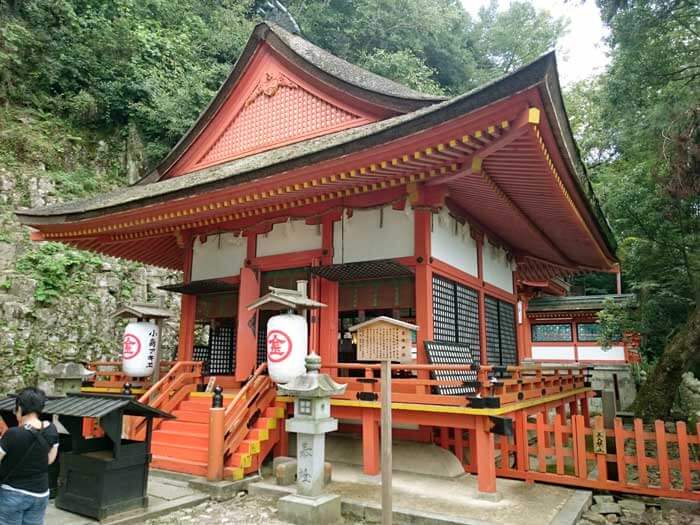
[277,352,346,524]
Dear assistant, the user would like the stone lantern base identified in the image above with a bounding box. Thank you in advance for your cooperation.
[278,493,342,525]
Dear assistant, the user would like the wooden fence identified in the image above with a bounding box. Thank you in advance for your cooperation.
[490,414,700,501]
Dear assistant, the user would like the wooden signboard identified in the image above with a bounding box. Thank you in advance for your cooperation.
[349,317,418,525]
[351,316,416,363]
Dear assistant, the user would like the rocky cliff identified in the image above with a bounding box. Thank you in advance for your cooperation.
[0,108,181,395]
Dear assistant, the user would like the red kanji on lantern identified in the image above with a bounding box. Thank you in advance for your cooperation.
[267,329,292,363]
[123,333,141,360]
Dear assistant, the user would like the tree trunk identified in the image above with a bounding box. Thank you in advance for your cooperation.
[633,307,700,420]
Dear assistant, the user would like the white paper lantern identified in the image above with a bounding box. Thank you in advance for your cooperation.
[267,313,307,384]
[122,322,159,377]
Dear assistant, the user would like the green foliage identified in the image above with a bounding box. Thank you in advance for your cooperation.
[287,0,565,96]
[1,0,255,167]
[45,166,123,200]
[565,0,699,370]
[0,0,566,169]
[471,1,568,83]
[356,48,445,96]
[596,297,634,349]
[15,243,103,304]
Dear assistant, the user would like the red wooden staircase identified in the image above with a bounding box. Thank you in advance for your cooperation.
[133,362,285,480]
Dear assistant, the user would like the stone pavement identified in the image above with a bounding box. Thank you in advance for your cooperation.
[45,474,209,525]
[577,494,700,525]
[249,463,589,525]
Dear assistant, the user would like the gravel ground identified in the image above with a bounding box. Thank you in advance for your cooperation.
[145,493,295,525]
[144,491,699,525]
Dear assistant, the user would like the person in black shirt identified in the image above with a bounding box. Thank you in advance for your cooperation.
[0,387,59,525]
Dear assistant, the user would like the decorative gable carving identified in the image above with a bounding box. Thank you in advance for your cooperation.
[195,70,362,169]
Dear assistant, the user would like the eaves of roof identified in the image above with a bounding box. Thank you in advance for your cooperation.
[14,51,617,257]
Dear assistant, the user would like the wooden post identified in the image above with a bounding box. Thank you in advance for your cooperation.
[177,231,196,362]
[475,416,497,494]
[207,398,225,481]
[414,206,433,389]
[380,360,392,525]
[362,409,380,475]
[235,265,260,381]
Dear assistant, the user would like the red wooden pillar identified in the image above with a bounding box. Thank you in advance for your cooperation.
[467,429,477,473]
[475,416,497,494]
[319,278,339,374]
[362,408,380,475]
[514,411,528,472]
[319,215,339,374]
[580,395,590,427]
[177,232,196,362]
[414,206,433,383]
[569,399,579,419]
[308,270,321,355]
[517,294,532,361]
[474,231,488,365]
[235,235,260,381]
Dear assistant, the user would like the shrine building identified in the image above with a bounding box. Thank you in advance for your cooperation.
[15,22,638,495]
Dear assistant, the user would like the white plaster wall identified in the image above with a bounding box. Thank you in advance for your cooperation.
[430,208,478,277]
[257,219,322,257]
[333,206,414,264]
[531,346,576,361]
[483,241,515,293]
[578,345,626,361]
[191,232,246,281]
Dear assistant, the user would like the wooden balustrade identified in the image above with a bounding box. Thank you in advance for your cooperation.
[85,360,176,390]
[493,413,700,500]
[326,362,590,408]
[129,361,203,439]
[221,362,275,467]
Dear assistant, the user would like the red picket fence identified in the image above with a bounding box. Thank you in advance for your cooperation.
[494,414,700,501]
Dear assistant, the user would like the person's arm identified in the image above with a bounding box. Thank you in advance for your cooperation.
[0,431,9,463]
[48,445,58,465]
[45,423,60,465]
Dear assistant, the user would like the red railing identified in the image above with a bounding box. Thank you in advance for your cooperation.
[85,360,176,390]
[222,362,276,467]
[325,362,589,407]
[129,361,203,439]
[491,413,700,501]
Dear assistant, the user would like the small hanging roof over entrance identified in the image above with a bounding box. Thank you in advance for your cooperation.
[15,22,617,285]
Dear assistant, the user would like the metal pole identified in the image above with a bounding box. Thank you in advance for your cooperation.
[381,360,392,525]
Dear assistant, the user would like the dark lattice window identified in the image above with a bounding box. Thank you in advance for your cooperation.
[206,322,236,375]
[432,274,481,361]
[485,296,518,366]
[425,341,478,395]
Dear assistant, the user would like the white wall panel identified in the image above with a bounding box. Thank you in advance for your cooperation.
[191,232,246,281]
[257,219,322,257]
[430,209,478,277]
[333,206,414,264]
[578,345,625,361]
[531,346,576,361]
[483,241,514,293]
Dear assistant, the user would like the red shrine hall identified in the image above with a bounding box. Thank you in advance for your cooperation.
[15,22,638,495]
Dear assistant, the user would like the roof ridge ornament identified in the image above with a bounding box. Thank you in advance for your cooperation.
[257,0,301,35]
[245,71,298,107]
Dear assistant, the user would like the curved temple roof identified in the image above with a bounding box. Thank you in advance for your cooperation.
[143,21,445,183]
[14,25,617,279]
